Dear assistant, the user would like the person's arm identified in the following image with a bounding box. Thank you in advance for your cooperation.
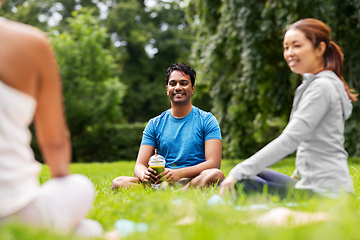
[229,79,331,181]
[220,79,331,196]
[33,34,71,178]
[134,145,158,183]
[158,139,222,183]
[219,118,308,197]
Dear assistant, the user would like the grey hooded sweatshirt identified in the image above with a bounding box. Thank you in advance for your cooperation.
[229,70,354,195]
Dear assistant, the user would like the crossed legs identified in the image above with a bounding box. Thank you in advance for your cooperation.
[0,174,103,238]
[111,168,224,191]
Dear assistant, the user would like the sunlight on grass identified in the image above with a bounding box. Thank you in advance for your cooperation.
[1,158,360,239]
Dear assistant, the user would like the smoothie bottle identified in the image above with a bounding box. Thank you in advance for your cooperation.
[148,149,165,175]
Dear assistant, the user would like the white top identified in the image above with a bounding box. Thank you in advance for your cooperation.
[0,80,41,218]
[229,71,354,195]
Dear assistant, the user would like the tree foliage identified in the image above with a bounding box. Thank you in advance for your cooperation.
[0,0,52,29]
[50,10,126,161]
[5,0,360,161]
[1,0,195,161]
[188,0,360,158]
[106,0,194,122]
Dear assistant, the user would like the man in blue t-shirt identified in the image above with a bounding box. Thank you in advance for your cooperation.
[111,63,224,190]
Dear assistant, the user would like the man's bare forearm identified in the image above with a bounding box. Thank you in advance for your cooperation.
[134,163,148,180]
[175,159,220,179]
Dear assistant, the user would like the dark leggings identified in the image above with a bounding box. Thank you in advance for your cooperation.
[236,169,313,198]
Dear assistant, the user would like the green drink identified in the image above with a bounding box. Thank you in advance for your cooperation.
[148,149,166,176]
[149,165,165,175]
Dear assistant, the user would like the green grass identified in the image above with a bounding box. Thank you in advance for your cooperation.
[2,158,360,240]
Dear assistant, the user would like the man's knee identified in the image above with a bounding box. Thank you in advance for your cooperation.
[202,168,224,179]
[200,168,225,185]
[111,177,140,190]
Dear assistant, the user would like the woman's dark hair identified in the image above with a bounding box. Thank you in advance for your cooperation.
[288,18,357,102]
[165,62,196,86]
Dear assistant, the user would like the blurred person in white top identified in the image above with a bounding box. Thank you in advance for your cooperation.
[0,1,103,237]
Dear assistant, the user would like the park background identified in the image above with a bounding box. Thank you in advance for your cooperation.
[1,0,360,163]
[2,1,360,239]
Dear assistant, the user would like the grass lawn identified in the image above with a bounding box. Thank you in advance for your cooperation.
[1,157,360,240]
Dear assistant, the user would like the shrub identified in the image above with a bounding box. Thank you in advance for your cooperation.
[31,123,146,163]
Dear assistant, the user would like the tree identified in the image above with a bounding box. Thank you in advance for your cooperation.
[50,10,126,161]
[1,0,195,123]
[106,0,194,122]
[0,0,100,31]
[187,0,360,158]
[0,0,52,29]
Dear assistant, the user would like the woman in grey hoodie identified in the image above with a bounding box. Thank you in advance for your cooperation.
[220,18,358,198]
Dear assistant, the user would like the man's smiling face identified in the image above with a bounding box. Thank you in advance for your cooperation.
[166,70,194,105]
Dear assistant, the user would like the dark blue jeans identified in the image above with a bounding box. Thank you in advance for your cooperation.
[236,169,300,198]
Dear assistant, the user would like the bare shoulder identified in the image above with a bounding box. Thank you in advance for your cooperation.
[0,19,55,70]
[0,19,51,54]
[2,18,47,40]
[0,19,56,95]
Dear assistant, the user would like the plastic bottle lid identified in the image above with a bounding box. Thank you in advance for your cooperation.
[149,149,165,166]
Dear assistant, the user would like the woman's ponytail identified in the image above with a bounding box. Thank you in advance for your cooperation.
[325,41,358,102]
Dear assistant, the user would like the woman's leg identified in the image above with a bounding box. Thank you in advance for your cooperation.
[257,169,297,186]
[11,174,103,237]
[238,169,298,198]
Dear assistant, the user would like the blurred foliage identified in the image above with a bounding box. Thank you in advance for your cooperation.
[0,0,196,124]
[0,0,52,29]
[3,0,360,161]
[187,0,360,158]
[74,122,146,162]
[49,10,127,161]
[0,0,98,30]
[31,121,145,163]
[0,0,195,162]
[106,0,195,122]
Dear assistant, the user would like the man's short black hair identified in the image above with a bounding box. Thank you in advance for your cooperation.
[165,62,196,86]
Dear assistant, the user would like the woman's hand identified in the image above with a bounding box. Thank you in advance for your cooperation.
[219,175,238,200]
[157,168,183,184]
[291,169,301,180]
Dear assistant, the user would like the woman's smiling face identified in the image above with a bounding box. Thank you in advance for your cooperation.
[283,29,325,76]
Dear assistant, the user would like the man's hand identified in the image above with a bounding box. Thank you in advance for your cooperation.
[157,168,183,184]
[141,167,158,184]
[219,175,238,200]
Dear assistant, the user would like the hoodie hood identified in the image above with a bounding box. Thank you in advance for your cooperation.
[291,70,352,121]
[316,70,352,120]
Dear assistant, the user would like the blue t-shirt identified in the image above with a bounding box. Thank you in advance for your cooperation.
[141,106,222,169]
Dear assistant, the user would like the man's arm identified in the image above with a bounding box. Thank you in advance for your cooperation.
[158,139,222,183]
[134,145,158,183]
